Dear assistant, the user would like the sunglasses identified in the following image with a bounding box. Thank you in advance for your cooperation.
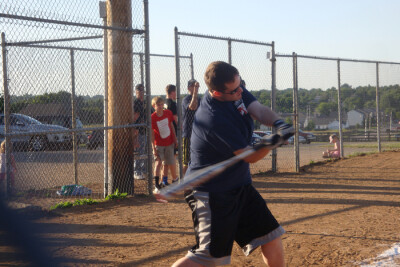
[221,85,242,95]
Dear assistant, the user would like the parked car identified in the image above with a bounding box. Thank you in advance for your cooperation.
[51,116,88,145]
[0,113,71,151]
[251,132,262,146]
[253,130,272,137]
[287,135,307,144]
[299,130,316,144]
[87,130,104,150]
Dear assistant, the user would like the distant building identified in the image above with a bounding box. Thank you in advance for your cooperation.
[327,120,347,130]
[304,112,347,130]
[20,103,73,126]
[346,108,375,128]
[309,117,332,130]
[276,112,307,128]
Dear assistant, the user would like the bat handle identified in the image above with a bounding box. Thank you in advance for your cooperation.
[254,134,283,150]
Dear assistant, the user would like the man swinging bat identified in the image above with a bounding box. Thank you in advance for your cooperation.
[167,61,294,267]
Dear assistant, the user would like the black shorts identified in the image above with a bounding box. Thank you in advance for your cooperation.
[184,184,284,266]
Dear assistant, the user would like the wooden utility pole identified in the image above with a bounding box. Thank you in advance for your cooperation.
[106,0,134,195]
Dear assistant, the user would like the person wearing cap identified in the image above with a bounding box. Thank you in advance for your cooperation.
[182,79,201,175]
[133,84,147,180]
[165,84,178,143]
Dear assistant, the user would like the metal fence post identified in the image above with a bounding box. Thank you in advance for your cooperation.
[228,39,232,64]
[99,1,109,197]
[293,53,299,172]
[1,32,12,197]
[376,62,381,152]
[139,53,144,85]
[70,49,78,185]
[270,41,277,172]
[190,52,194,80]
[175,27,183,181]
[337,59,344,157]
[144,0,153,194]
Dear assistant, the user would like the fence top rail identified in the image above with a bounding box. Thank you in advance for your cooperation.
[15,43,103,53]
[148,53,191,59]
[0,13,145,34]
[4,123,146,138]
[4,41,192,59]
[276,52,400,65]
[177,29,272,47]
[6,35,103,47]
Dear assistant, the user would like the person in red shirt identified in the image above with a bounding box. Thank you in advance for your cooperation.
[151,96,178,192]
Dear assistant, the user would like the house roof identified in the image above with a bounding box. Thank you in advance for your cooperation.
[306,111,347,125]
[20,103,72,117]
[351,108,376,115]
[311,117,335,125]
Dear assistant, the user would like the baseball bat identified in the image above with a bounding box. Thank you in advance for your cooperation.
[155,134,284,202]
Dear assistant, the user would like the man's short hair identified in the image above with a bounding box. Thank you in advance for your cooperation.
[151,96,164,107]
[187,79,197,88]
[204,61,239,92]
[165,84,176,95]
[135,84,144,91]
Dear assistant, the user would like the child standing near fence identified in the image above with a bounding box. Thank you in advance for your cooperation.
[0,141,17,195]
[151,96,178,192]
[322,134,341,158]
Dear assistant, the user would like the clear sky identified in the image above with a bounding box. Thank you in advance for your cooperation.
[2,0,400,96]
[148,0,400,62]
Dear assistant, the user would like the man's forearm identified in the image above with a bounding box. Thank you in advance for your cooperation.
[188,91,198,110]
[248,101,279,126]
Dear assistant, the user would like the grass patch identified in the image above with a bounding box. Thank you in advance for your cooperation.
[317,142,400,149]
[50,201,74,210]
[50,189,127,210]
[105,189,128,200]
[344,143,400,149]
[50,198,99,210]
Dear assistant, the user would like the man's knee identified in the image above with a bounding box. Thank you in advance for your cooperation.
[261,237,285,267]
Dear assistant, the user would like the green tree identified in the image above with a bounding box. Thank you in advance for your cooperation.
[305,120,315,130]
[284,117,293,124]
[316,102,336,116]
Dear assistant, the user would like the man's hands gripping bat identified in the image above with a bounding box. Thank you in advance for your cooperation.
[155,134,285,202]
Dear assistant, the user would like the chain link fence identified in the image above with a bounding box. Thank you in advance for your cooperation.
[0,0,152,203]
[2,1,400,207]
[275,53,400,171]
[149,53,193,96]
[174,29,274,176]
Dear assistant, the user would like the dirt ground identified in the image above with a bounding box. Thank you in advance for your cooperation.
[2,150,400,266]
